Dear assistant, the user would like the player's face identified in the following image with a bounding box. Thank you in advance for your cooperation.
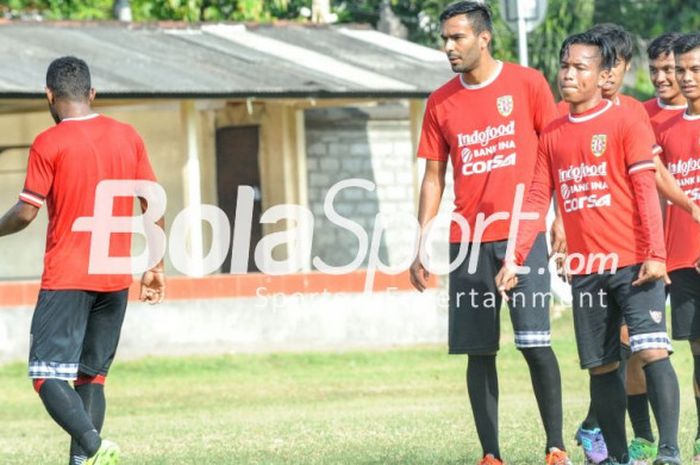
[676,48,700,102]
[558,44,608,105]
[649,53,682,102]
[441,15,489,74]
[601,58,630,98]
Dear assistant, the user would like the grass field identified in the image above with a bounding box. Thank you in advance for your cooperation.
[1,308,699,465]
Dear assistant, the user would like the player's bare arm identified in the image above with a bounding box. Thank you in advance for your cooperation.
[139,196,166,304]
[410,159,446,293]
[0,201,39,237]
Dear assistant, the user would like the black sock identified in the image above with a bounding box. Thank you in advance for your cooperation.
[581,397,598,430]
[628,393,654,442]
[590,370,628,463]
[644,358,680,451]
[37,379,101,456]
[467,354,500,459]
[521,347,564,452]
[70,383,106,463]
[696,397,700,441]
[694,355,700,439]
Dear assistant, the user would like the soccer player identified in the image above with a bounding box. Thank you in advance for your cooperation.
[496,31,681,465]
[645,33,687,133]
[0,56,165,465]
[409,2,569,464]
[656,33,700,465]
[564,25,696,465]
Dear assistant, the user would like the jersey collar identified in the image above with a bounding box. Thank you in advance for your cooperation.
[683,110,700,121]
[60,113,100,122]
[459,61,503,90]
[657,97,686,110]
[568,99,613,123]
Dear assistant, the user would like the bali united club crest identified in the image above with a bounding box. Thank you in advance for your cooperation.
[496,95,513,117]
[591,134,607,157]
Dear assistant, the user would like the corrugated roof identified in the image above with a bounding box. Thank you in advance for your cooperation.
[0,21,454,99]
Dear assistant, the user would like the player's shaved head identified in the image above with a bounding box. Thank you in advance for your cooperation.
[46,56,92,102]
[440,1,493,36]
[559,32,615,71]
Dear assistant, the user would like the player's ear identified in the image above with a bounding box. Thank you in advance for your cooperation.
[88,88,96,103]
[45,87,54,105]
[597,69,610,89]
[479,30,492,51]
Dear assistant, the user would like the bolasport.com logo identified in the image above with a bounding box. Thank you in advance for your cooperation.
[72,179,619,293]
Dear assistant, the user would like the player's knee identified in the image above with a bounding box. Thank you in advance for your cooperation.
[32,378,46,393]
[589,362,619,375]
[520,346,554,364]
[75,374,106,387]
[635,348,669,365]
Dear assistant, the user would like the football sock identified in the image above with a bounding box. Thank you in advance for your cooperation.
[71,377,106,462]
[467,354,500,459]
[644,358,680,451]
[37,379,101,456]
[627,393,654,442]
[581,399,599,430]
[696,396,700,441]
[590,369,628,463]
[694,355,700,439]
[521,347,564,452]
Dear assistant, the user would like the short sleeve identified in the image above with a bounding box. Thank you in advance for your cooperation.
[623,117,657,175]
[531,73,559,134]
[20,144,54,208]
[135,134,157,182]
[416,96,449,162]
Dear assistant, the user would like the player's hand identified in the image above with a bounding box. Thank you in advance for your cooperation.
[632,260,670,286]
[409,257,429,292]
[550,214,567,257]
[495,263,518,301]
[140,269,165,304]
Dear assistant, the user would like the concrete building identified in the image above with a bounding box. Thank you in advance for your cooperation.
[0,21,457,361]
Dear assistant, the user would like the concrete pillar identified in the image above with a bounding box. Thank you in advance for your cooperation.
[180,100,204,276]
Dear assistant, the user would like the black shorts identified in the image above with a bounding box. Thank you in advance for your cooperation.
[571,264,670,369]
[28,289,129,380]
[448,233,551,354]
[669,268,700,341]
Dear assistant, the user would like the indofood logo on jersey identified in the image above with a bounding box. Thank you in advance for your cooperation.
[668,157,700,177]
[591,134,607,157]
[559,162,608,183]
[496,95,513,117]
[457,121,516,148]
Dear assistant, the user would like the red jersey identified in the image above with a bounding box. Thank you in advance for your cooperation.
[417,61,558,243]
[644,97,686,138]
[21,114,157,291]
[515,100,663,272]
[657,112,700,272]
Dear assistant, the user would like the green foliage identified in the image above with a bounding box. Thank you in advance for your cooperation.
[594,0,700,39]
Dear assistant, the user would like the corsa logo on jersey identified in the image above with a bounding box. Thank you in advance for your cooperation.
[462,153,516,176]
[457,121,516,148]
[563,193,612,213]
